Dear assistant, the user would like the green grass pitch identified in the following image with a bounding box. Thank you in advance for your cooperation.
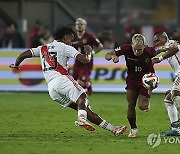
[0,92,179,154]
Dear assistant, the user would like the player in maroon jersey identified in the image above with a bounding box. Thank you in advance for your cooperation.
[105,34,157,137]
[72,18,103,95]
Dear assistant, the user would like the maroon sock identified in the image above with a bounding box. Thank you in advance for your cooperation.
[127,117,137,129]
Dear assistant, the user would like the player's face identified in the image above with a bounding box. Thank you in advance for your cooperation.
[63,34,74,46]
[132,44,145,56]
[154,35,167,47]
[75,21,86,32]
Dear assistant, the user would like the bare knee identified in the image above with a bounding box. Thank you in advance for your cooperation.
[138,102,149,111]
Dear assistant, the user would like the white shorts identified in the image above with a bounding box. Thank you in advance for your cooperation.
[48,75,85,107]
[171,74,180,91]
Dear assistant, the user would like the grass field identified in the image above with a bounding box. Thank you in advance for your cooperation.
[0,92,179,154]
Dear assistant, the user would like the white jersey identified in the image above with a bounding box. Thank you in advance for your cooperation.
[166,40,180,76]
[30,40,85,107]
[30,40,80,83]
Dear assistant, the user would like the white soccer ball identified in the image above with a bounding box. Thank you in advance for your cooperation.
[142,73,159,90]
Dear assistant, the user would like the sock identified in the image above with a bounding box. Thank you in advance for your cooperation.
[127,117,137,129]
[78,110,87,121]
[165,103,178,123]
[99,120,114,131]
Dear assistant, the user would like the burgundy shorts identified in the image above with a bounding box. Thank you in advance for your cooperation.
[125,79,150,98]
[72,66,91,87]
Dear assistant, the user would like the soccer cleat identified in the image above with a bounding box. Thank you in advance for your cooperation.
[162,129,180,136]
[75,119,95,131]
[112,126,127,136]
[171,119,180,128]
[128,128,138,137]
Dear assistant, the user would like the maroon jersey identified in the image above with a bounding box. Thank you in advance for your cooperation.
[72,32,101,69]
[115,44,157,81]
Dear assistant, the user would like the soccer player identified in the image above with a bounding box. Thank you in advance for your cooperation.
[105,34,157,137]
[72,18,103,95]
[152,31,180,136]
[9,25,126,136]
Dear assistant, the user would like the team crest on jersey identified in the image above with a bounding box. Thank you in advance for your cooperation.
[145,58,150,63]
[82,39,87,44]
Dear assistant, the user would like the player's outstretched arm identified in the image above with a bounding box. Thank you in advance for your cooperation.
[93,42,103,54]
[152,41,179,64]
[105,51,119,63]
[9,50,33,69]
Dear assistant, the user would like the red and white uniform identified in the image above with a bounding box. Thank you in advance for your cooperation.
[30,40,86,107]
[166,40,180,91]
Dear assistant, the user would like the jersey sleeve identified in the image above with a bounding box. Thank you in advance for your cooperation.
[114,45,129,56]
[30,46,41,57]
[65,45,80,58]
[90,34,101,46]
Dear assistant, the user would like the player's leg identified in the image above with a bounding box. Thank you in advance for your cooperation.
[138,95,150,111]
[126,89,139,137]
[171,89,180,128]
[76,68,92,95]
[162,90,180,136]
[168,76,180,129]
[138,86,151,112]
[48,76,94,131]
[68,97,127,136]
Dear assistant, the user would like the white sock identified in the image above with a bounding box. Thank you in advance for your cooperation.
[99,120,114,131]
[165,103,178,123]
[78,110,87,121]
[176,106,180,117]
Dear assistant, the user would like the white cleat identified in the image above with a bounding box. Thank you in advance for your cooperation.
[112,126,127,136]
[75,119,95,131]
[128,128,138,137]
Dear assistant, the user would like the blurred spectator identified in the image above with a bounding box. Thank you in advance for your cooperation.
[39,26,54,45]
[170,28,180,42]
[0,22,25,48]
[98,27,119,49]
[29,20,43,48]
[124,26,140,44]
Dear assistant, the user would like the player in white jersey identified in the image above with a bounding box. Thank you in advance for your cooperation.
[152,31,180,136]
[9,25,126,136]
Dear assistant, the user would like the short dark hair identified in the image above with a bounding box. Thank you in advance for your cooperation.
[53,25,76,40]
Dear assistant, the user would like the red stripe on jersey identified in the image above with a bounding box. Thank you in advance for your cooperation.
[41,45,68,75]
[174,54,180,65]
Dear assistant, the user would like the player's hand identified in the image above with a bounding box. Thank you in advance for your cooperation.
[112,55,119,63]
[9,64,19,70]
[168,40,179,50]
[151,57,161,64]
[84,45,92,54]
[105,53,112,61]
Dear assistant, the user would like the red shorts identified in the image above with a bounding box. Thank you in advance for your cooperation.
[125,79,150,98]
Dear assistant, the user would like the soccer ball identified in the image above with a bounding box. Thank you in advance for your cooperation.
[142,73,159,90]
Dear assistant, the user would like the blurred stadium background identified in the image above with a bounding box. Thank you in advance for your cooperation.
[0,0,180,92]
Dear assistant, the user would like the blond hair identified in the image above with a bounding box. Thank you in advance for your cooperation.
[132,34,146,46]
[75,18,87,25]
